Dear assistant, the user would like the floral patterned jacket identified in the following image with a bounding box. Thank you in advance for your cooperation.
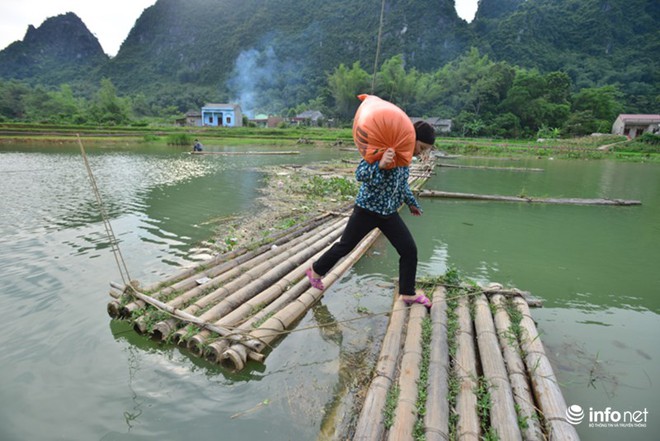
[354,160,421,216]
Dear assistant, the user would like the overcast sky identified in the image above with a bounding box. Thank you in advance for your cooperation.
[0,0,479,57]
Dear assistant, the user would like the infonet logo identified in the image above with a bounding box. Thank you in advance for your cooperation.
[566,405,585,424]
[566,405,649,428]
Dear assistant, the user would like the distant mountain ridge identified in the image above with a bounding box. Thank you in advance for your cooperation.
[0,12,108,84]
[0,0,657,114]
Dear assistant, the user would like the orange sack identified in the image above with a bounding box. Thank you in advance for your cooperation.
[353,94,416,169]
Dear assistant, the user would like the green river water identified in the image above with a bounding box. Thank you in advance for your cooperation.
[0,142,657,440]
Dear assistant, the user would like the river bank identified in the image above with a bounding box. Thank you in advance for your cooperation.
[2,122,658,162]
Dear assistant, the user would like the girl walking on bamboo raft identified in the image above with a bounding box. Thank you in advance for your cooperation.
[306,114,436,308]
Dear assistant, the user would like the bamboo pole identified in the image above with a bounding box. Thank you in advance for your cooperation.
[221,229,382,370]
[387,296,427,441]
[183,226,344,351]
[455,295,480,441]
[473,294,522,441]
[115,210,340,317]
[204,269,315,363]
[419,190,641,206]
[148,217,347,341]
[191,150,300,155]
[353,295,409,441]
[425,286,450,441]
[437,163,544,172]
[481,285,543,308]
[491,294,544,441]
[514,297,580,441]
[172,218,346,344]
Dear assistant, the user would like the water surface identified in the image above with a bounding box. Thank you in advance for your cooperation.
[0,143,657,440]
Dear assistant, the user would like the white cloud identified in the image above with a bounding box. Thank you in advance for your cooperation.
[455,0,479,22]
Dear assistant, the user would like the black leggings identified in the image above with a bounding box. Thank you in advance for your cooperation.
[312,205,418,295]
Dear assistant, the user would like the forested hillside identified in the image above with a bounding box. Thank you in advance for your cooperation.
[0,0,657,137]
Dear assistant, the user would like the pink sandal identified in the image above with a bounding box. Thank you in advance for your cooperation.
[401,293,432,309]
[306,268,325,290]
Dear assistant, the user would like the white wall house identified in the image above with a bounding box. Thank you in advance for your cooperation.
[611,114,660,138]
[201,103,243,127]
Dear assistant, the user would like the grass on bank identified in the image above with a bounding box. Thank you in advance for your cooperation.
[2,121,658,161]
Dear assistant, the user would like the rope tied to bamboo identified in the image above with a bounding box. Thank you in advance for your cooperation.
[78,135,132,285]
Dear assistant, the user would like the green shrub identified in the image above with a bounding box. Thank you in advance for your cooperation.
[166,133,192,145]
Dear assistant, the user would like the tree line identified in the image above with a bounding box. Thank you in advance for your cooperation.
[0,49,629,139]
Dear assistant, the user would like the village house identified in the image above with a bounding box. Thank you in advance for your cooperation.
[175,111,202,127]
[249,114,284,128]
[611,114,660,138]
[411,116,452,134]
[201,103,243,127]
[291,110,325,126]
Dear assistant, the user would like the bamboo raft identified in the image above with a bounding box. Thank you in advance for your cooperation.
[419,189,642,206]
[106,161,435,371]
[353,284,580,441]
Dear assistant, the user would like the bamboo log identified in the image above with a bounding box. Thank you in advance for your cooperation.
[116,210,340,317]
[221,229,382,369]
[455,295,480,441]
[349,296,409,441]
[176,218,346,345]
[204,271,314,363]
[183,228,343,351]
[148,217,347,340]
[514,297,580,441]
[214,243,332,328]
[425,286,450,441]
[490,294,544,441]
[437,163,544,172]
[387,296,427,441]
[473,294,522,441]
[419,190,641,206]
[191,150,300,155]
[481,285,543,308]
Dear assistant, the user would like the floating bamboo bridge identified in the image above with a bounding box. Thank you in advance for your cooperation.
[105,157,582,440]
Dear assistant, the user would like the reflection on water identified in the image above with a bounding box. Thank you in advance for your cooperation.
[0,145,658,441]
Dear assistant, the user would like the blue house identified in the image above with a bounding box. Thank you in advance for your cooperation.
[201,103,243,127]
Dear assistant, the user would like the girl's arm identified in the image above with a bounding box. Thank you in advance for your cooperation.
[355,160,384,185]
[403,173,422,214]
